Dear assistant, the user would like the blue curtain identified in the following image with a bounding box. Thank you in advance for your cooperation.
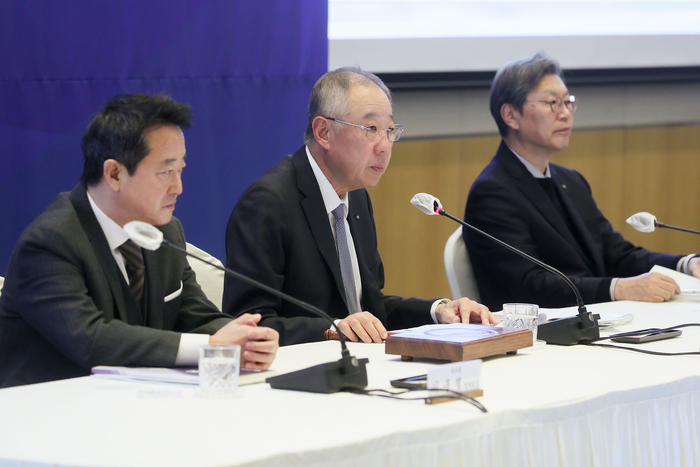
[0,0,328,271]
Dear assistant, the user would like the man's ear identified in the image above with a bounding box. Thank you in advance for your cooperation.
[103,159,124,192]
[501,103,520,132]
[312,116,332,150]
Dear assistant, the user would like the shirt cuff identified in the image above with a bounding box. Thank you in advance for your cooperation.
[331,318,342,331]
[430,299,450,324]
[175,333,210,366]
[609,278,620,301]
[677,254,699,275]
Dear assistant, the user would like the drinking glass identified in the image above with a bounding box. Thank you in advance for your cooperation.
[199,344,240,397]
[502,303,539,345]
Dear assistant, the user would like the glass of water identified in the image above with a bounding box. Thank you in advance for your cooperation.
[502,303,539,346]
[199,344,240,397]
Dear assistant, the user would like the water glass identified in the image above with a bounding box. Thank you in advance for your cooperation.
[199,344,240,397]
[502,303,539,345]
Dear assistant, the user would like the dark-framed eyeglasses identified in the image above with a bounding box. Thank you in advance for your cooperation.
[323,116,404,142]
[527,95,577,114]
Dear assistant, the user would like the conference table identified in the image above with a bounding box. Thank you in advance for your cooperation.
[1,298,699,467]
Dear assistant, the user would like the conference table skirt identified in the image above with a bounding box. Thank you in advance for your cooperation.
[1,299,699,467]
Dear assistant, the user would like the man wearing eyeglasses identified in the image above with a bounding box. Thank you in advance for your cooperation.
[464,52,700,311]
[224,67,495,346]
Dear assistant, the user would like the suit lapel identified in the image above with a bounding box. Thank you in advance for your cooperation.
[497,145,597,272]
[293,148,349,312]
[550,168,605,274]
[69,183,143,325]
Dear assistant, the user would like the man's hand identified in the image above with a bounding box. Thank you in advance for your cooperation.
[210,313,279,369]
[435,298,498,325]
[337,311,388,343]
[614,272,680,302]
[689,256,700,279]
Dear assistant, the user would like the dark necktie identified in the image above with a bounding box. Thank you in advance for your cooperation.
[332,204,360,315]
[118,239,145,305]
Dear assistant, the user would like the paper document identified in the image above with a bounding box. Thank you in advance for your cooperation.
[91,366,272,386]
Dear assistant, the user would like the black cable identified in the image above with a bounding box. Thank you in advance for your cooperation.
[347,388,488,413]
[583,341,700,356]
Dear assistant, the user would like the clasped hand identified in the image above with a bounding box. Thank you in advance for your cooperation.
[210,313,279,369]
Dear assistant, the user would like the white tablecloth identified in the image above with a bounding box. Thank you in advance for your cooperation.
[1,299,699,466]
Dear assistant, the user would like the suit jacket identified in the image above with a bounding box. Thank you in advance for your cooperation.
[464,141,682,311]
[223,147,434,345]
[0,183,230,388]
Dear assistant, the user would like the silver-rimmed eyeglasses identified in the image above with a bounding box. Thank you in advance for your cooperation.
[528,95,577,114]
[324,116,404,142]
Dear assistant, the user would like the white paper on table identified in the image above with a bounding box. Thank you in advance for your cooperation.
[90,366,272,386]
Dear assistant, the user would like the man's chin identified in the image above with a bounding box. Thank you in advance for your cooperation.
[364,173,385,188]
[150,212,174,226]
[553,138,570,152]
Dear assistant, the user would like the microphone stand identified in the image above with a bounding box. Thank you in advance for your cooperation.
[655,221,700,236]
[436,204,600,345]
[160,238,368,393]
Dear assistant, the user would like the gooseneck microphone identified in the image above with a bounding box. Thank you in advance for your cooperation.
[627,212,700,236]
[410,193,600,346]
[123,220,368,393]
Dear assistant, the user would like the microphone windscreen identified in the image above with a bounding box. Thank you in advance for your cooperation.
[626,212,657,233]
[411,193,442,215]
[123,221,164,250]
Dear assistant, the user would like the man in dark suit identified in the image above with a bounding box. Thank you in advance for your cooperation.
[464,53,700,311]
[0,94,278,388]
[224,67,495,346]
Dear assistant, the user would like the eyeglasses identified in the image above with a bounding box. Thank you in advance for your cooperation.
[323,117,404,142]
[527,95,577,114]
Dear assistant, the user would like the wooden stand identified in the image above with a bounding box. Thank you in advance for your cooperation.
[425,389,484,405]
[385,324,533,362]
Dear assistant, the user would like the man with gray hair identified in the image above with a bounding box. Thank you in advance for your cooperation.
[464,52,700,311]
[224,67,495,346]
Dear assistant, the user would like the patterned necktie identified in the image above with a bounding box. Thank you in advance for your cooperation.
[118,239,145,305]
[332,204,360,315]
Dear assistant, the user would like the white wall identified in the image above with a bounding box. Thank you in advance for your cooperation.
[392,81,700,139]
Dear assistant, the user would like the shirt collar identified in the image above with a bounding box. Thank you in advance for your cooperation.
[507,145,551,179]
[87,191,131,250]
[306,145,349,216]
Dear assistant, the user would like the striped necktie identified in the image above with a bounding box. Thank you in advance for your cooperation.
[332,204,360,315]
[118,239,145,305]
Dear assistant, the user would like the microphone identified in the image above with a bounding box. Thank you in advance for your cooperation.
[123,221,368,394]
[410,193,600,346]
[627,212,700,236]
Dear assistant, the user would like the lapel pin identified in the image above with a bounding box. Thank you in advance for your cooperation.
[562,184,567,189]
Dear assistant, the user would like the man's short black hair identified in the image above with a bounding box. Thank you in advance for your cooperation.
[490,52,563,137]
[81,94,192,186]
